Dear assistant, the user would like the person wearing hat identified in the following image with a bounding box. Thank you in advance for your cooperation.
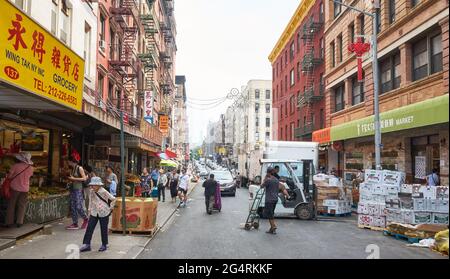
[260,167,289,235]
[3,152,34,228]
[157,168,168,202]
[80,176,116,253]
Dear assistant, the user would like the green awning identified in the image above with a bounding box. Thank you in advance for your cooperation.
[330,94,449,141]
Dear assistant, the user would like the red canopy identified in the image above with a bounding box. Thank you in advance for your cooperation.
[164,149,177,159]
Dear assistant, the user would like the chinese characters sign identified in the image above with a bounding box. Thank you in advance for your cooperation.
[159,115,169,135]
[144,90,154,124]
[0,1,84,111]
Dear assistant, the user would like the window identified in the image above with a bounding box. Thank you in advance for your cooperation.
[98,73,104,105]
[334,0,342,18]
[297,62,301,81]
[60,1,71,45]
[285,125,288,140]
[84,23,92,77]
[389,0,396,24]
[319,73,325,95]
[266,118,270,128]
[337,34,343,63]
[280,80,283,96]
[255,116,259,127]
[285,51,288,66]
[413,38,429,81]
[285,100,288,116]
[290,69,295,86]
[380,52,401,93]
[290,96,295,114]
[431,33,443,74]
[411,0,420,7]
[320,109,324,129]
[319,2,324,22]
[334,84,344,112]
[266,104,271,113]
[255,89,260,99]
[51,1,58,35]
[331,41,336,67]
[255,132,260,142]
[297,33,301,53]
[265,90,271,99]
[255,103,260,113]
[99,14,106,52]
[14,0,25,10]
[352,76,365,105]
[280,104,283,120]
[359,15,365,42]
[290,123,295,141]
[266,132,270,141]
[290,42,295,61]
[285,75,288,92]
[280,127,283,140]
[349,23,355,43]
[320,37,325,58]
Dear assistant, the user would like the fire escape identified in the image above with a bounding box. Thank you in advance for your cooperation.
[296,15,324,140]
[109,0,141,127]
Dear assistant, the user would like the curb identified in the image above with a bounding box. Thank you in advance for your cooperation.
[131,180,199,259]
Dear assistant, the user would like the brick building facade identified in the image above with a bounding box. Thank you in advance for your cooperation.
[315,0,449,184]
[269,0,326,142]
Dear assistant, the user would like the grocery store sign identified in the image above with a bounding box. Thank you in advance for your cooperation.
[331,95,449,141]
[0,1,84,111]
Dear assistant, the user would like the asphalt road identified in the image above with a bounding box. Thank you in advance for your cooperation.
[138,181,446,259]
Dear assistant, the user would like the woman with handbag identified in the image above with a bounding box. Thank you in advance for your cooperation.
[80,177,116,252]
[2,152,34,228]
[66,156,89,230]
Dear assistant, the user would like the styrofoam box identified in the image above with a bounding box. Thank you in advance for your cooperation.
[359,183,373,195]
[400,184,414,194]
[411,185,423,198]
[420,186,437,200]
[372,184,387,195]
[385,199,401,209]
[413,198,427,212]
[413,212,432,224]
[401,209,415,224]
[358,203,369,215]
[436,186,449,200]
[385,208,402,223]
[432,213,449,224]
[435,200,449,213]
[386,185,400,195]
[358,214,373,226]
[371,216,386,228]
[365,170,383,184]
[382,170,405,186]
[386,193,399,201]
[323,199,339,207]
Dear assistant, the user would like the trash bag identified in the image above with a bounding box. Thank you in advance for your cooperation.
[433,229,449,255]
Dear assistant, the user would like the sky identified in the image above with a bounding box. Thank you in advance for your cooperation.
[175,0,301,147]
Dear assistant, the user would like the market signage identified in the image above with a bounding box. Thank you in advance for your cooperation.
[144,90,154,124]
[312,127,331,144]
[0,1,84,111]
[159,115,169,135]
[331,95,449,141]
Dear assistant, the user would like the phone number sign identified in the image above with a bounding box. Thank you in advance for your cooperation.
[0,1,84,112]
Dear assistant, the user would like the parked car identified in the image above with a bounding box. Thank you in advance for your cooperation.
[199,168,209,179]
[210,170,236,197]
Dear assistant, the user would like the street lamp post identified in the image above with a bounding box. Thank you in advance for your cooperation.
[330,0,382,169]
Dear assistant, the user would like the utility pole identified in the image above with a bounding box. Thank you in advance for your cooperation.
[120,111,126,235]
[330,0,382,169]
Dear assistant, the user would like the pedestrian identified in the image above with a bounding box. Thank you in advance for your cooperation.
[140,167,152,198]
[151,167,160,194]
[272,165,281,180]
[236,171,241,188]
[105,166,119,193]
[261,167,289,235]
[169,169,180,202]
[83,165,95,211]
[157,169,167,202]
[202,174,218,214]
[352,168,364,189]
[3,152,34,228]
[66,156,89,230]
[178,169,189,207]
[79,177,116,253]
[426,168,440,186]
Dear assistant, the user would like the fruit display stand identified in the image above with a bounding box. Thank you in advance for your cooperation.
[110,197,158,235]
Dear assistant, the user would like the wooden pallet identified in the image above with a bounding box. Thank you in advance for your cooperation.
[318,212,352,217]
[383,230,422,244]
[357,225,386,232]
[110,227,157,236]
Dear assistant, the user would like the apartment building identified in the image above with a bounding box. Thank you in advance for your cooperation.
[173,75,189,166]
[269,0,326,142]
[317,0,448,183]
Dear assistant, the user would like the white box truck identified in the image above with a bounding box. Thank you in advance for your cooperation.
[263,141,319,171]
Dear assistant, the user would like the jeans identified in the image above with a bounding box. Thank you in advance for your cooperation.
[6,190,28,225]
[158,186,166,201]
[70,189,87,225]
[82,215,109,246]
[205,195,215,213]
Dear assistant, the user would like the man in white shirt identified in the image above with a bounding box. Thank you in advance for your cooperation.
[178,169,190,207]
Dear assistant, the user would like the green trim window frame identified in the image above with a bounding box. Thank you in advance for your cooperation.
[380,51,401,94]
[334,84,345,112]
[351,76,365,105]
[413,31,443,81]
[389,0,396,24]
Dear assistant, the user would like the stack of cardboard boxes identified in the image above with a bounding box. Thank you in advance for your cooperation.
[357,170,405,228]
[314,174,352,215]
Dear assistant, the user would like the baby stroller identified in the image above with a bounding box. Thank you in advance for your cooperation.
[213,184,222,212]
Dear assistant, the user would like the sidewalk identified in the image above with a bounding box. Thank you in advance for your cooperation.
[0,181,198,259]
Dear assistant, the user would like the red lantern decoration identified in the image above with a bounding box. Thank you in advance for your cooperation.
[348,38,371,82]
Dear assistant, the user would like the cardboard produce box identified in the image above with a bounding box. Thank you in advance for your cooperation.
[111,197,158,232]
[387,223,448,238]
[364,170,383,184]
[382,170,405,186]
